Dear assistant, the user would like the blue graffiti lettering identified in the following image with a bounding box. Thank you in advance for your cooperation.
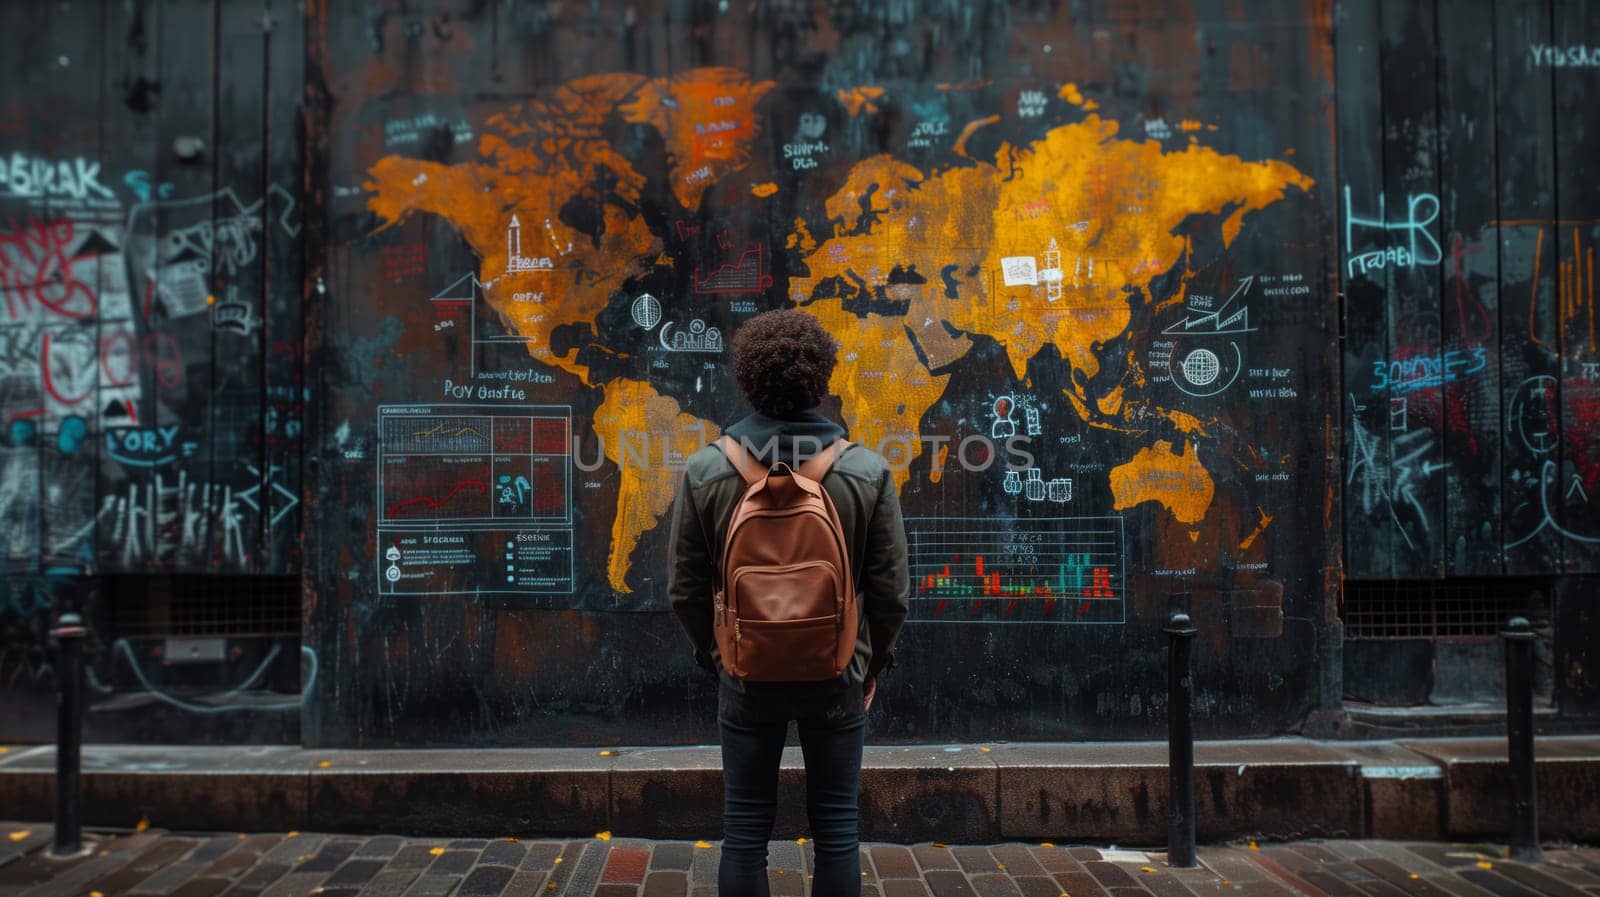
[1369,346,1489,393]
[104,424,186,467]
[1343,186,1442,279]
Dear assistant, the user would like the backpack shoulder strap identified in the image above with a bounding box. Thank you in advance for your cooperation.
[715,435,765,485]
[796,438,854,482]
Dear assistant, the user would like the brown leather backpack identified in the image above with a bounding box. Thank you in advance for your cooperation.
[712,435,858,681]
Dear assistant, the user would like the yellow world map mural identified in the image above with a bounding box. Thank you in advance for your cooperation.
[365,67,1312,593]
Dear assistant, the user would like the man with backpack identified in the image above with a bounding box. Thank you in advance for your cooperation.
[667,308,910,897]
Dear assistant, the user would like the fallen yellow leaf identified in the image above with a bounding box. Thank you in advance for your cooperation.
[134,818,149,833]
[429,847,445,856]
[90,891,104,897]
[546,883,556,891]
[1249,841,1259,851]
[318,761,331,768]
[1476,860,1493,870]
[998,864,1007,871]
[1409,873,1421,880]
[6,831,29,842]
[1142,866,1157,873]
[0,747,9,754]
[979,746,992,753]
[595,831,612,841]
[695,840,713,849]
[554,857,564,864]
[599,750,614,757]
[506,837,518,842]
[931,842,947,848]
[796,838,807,844]
[286,831,299,838]
[1041,842,1055,848]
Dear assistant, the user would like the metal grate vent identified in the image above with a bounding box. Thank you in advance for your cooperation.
[109,575,301,638]
[1340,577,1552,640]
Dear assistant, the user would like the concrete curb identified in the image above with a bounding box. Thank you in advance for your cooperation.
[0,737,1595,844]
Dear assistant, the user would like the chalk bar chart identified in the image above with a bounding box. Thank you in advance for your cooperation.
[377,404,574,595]
[906,516,1125,623]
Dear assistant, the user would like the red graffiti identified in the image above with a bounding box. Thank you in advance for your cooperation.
[0,217,97,322]
[98,329,184,391]
[1450,233,1494,346]
[382,243,426,279]
[30,327,183,412]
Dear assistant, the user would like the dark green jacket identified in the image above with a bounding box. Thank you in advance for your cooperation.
[666,410,910,692]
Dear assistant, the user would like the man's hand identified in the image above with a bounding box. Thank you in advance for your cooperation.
[864,676,878,711]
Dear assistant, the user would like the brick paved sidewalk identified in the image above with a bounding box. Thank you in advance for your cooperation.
[2,820,1597,897]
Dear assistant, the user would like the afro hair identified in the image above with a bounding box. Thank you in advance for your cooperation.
[731,309,839,417]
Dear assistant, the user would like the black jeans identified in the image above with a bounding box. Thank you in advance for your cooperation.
[718,678,867,897]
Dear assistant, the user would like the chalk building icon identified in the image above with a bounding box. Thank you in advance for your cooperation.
[505,215,553,275]
[659,319,724,353]
[1041,237,1063,301]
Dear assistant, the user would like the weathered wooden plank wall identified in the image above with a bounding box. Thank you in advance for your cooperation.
[0,0,305,740]
[1339,0,1600,578]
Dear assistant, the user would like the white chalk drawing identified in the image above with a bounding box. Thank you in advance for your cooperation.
[124,184,300,319]
[990,395,1019,439]
[1162,275,1254,398]
[1347,393,1445,551]
[1508,460,1600,548]
[1508,375,1558,454]
[1162,275,1256,335]
[1024,468,1046,500]
[794,111,828,141]
[505,215,554,274]
[1048,478,1072,502]
[1179,348,1221,386]
[1001,256,1037,287]
[631,293,662,330]
[1041,238,1063,301]
[658,319,723,353]
[429,271,555,376]
[84,639,317,713]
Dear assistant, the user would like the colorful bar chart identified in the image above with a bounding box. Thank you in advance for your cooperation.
[905,517,1125,624]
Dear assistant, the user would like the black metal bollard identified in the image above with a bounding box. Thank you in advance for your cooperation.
[1166,595,1197,869]
[50,612,87,857]
[1502,616,1540,861]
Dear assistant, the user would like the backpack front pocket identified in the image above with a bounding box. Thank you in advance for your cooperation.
[729,560,842,623]
[734,614,840,681]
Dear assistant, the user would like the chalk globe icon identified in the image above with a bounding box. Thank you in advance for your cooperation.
[1180,348,1221,386]
[631,293,662,329]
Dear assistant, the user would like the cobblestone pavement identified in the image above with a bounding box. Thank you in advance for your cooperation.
[2,821,1597,897]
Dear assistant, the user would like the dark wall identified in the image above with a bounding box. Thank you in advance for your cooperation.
[0,0,306,742]
[1335,0,1599,717]
[3,0,1593,749]
[1338,0,1599,578]
[304,0,1340,747]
